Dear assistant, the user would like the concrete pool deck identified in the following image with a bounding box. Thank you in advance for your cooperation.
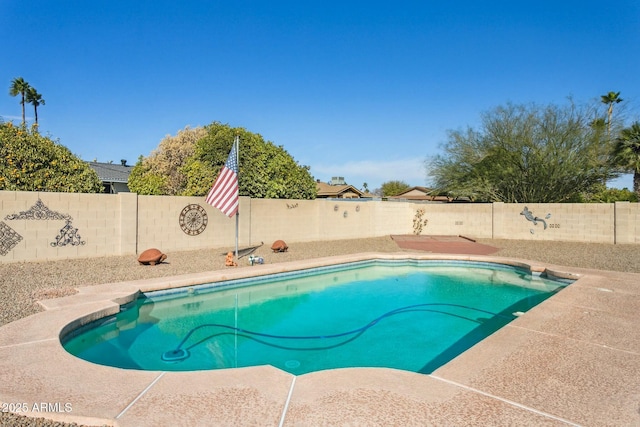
[1,252,639,426]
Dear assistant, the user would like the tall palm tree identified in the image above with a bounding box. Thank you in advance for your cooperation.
[601,91,623,140]
[9,77,30,125]
[611,121,640,199]
[26,86,45,126]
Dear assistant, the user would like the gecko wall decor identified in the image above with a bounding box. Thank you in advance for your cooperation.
[520,206,552,234]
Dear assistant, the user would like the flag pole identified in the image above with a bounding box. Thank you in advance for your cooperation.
[205,132,240,261]
[234,134,239,259]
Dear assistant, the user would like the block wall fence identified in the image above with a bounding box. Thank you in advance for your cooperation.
[0,190,638,263]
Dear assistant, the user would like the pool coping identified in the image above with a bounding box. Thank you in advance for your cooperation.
[1,252,639,426]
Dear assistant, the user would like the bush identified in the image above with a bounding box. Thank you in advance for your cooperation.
[0,123,102,193]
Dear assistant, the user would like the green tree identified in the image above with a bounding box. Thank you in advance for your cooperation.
[611,121,640,200]
[573,183,637,203]
[380,180,410,197]
[601,91,623,141]
[128,126,206,195]
[9,77,30,125]
[428,101,618,203]
[25,86,45,127]
[127,156,167,195]
[0,122,102,192]
[130,122,317,199]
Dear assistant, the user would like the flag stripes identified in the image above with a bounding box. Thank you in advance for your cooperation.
[205,137,239,217]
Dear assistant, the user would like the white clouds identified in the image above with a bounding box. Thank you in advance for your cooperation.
[311,157,428,190]
[0,115,26,122]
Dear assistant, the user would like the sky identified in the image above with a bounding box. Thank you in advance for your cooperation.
[2,0,639,191]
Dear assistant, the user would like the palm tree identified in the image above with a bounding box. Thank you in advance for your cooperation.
[611,121,640,199]
[26,86,45,126]
[601,91,623,140]
[9,77,31,125]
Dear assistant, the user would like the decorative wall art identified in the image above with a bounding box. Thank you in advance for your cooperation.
[520,206,552,234]
[51,220,85,247]
[4,199,71,221]
[0,221,23,256]
[3,198,86,253]
[412,208,428,235]
[179,204,208,236]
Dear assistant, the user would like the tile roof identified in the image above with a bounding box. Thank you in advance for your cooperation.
[316,182,364,198]
[88,162,132,183]
[387,186,452,202]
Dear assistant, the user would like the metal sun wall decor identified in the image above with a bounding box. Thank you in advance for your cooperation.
[2,199,86,255]
[179,204,208,236]
[520,206,552,234]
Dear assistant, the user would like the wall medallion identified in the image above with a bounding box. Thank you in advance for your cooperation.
[179,204,208,236]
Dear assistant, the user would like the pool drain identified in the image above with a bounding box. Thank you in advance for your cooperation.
[162,348,190,362]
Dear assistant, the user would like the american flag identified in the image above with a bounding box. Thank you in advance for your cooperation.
[205,137,239,217]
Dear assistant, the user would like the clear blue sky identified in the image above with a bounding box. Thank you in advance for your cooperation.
[2,1,639,191]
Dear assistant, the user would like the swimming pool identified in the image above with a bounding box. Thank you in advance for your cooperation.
[62,260,571,375]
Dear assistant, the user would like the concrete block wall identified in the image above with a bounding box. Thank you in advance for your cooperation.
[421,203,494,238]
[368,201,415,237]
[0,191,124,262]
[492,203,615,243]
[118,192,138,255]
[631,203,640,243]
[249,198,320,244]
[247,199,414,244]
[1,190,638,263]
[318,200,376,241]
[136,195,251,253]
[615,202,640,244]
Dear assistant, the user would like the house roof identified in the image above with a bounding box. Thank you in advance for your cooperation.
[394,186,433,196]
[88,162,132,183]
[388,186,451,202]
[316,181,364,198]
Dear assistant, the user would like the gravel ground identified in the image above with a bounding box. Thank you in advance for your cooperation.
[1,235,639,426]
[479,238,640,273]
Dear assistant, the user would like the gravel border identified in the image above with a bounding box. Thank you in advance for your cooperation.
[480,238,640,274]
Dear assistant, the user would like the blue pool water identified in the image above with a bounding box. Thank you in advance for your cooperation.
[62,260,571,375]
